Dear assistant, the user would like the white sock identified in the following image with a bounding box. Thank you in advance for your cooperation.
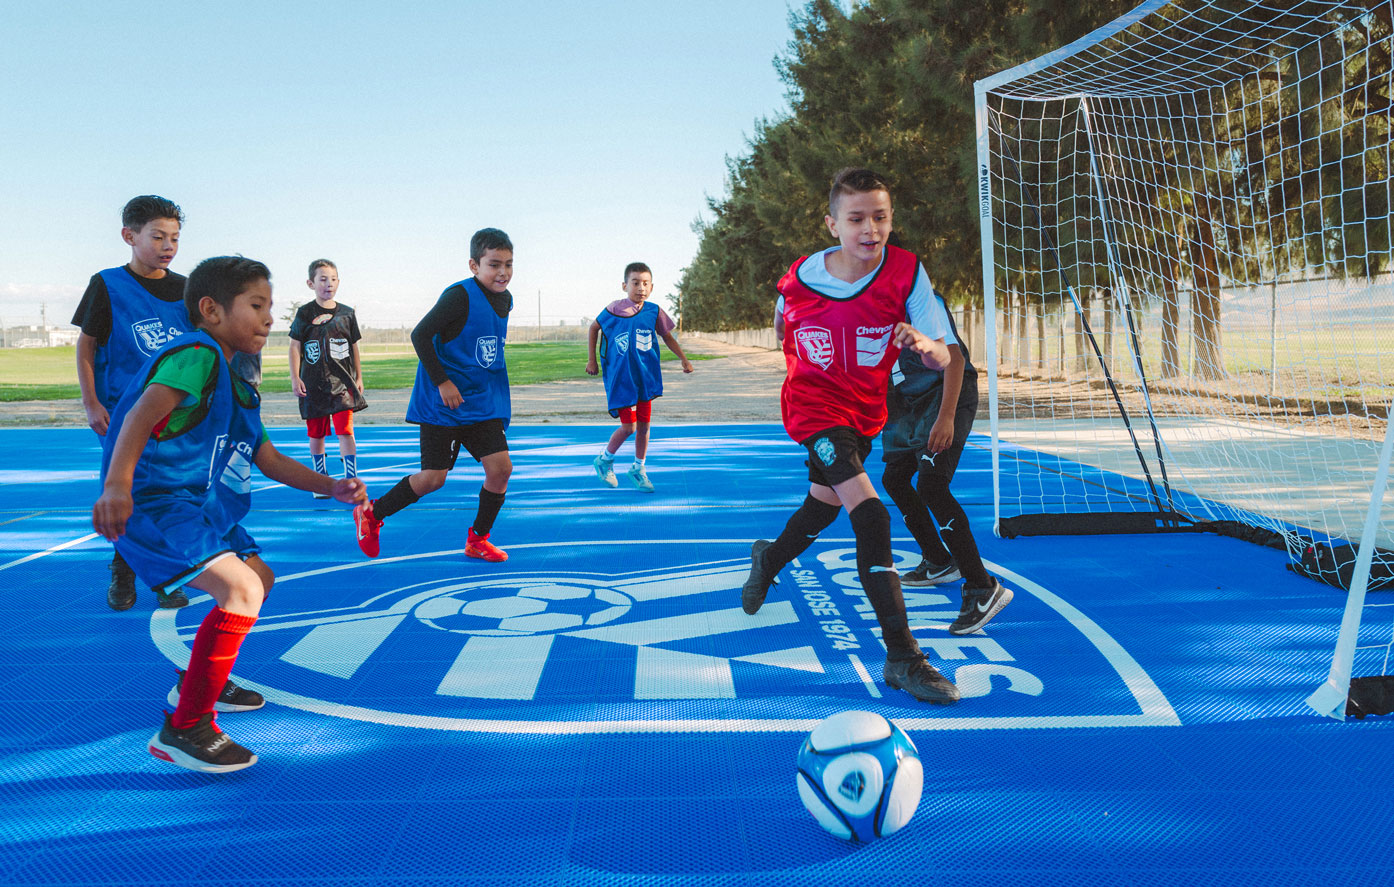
[634,457,646,468]
[600,449,615,461]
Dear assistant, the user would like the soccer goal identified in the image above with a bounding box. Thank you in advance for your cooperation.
[973,0,1394,718]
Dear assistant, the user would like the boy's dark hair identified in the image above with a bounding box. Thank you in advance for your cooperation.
[122,195,184,231]
[185,256,271,326]
[470,228,513,261]
[308,258,338,280]
[828,167,893,215]
[623,262,652,281]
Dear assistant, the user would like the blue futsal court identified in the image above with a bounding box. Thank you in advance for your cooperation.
[0,423,1390,886]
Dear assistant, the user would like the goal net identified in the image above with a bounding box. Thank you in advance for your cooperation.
[973,0,1394,718]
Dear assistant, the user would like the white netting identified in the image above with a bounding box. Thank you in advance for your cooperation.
[975,0,1393,714]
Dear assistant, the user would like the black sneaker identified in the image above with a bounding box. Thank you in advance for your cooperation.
[948,578,1014,636]
[149,712,257,773]
[154,587,189,609]
[107,556,137,611]
[167,669,266,712]
[741,539,779,615]
[901,557,962,587]
[883,655,960,705]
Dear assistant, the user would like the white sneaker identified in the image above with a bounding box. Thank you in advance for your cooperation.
[593,454,618,488]
[628,463,654,493]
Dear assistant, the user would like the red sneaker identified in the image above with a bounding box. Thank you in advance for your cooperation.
[354,502,382,558]
[465,529,507,562]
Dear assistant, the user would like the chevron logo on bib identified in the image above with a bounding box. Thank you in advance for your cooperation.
[855,326,894,366]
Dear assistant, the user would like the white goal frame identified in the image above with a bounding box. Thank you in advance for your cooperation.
[973,0,1394,719]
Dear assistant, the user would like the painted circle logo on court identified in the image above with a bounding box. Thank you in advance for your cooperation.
[151,543,1178,732]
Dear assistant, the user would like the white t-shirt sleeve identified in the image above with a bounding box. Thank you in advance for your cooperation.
[904,264,957,345]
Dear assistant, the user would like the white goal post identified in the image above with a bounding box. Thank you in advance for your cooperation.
[973,0,1394,718]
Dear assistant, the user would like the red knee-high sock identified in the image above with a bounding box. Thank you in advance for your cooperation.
[172,607,257,729]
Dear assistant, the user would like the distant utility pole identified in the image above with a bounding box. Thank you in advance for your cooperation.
[537,289,542,328]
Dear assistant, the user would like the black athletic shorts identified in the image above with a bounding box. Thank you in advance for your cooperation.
[418,418,509,471]
[801,425,875,487]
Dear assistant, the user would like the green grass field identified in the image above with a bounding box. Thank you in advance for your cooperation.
[0,343,713,401]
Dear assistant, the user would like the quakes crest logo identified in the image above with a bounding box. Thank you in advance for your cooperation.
[796,327,834,370]
[150,544,1180,733]
[476,335,499,367]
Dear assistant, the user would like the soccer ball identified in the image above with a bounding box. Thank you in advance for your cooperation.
[796,710,923,842]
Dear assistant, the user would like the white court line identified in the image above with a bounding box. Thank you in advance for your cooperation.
[0,532,101,573]
[847,653,883,699]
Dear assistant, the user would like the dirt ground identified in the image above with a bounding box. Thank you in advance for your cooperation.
[0,337,788,428]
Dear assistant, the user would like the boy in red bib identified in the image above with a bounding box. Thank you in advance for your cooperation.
[742,168,961,704]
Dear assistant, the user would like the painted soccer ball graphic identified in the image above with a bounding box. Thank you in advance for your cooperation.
[796,711,923,842]
[413,581,631,636]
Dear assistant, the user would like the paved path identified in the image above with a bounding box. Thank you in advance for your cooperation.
[0,337,787,428]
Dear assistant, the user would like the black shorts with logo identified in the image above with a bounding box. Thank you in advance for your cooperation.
[801,425,875,487]
[419,418,509,471]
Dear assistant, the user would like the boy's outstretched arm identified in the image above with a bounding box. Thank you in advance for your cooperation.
[660,331,695,373]
[585,320,601,375]
[92,382,184,539]
[892,322,951,370]
[255,441,367,504]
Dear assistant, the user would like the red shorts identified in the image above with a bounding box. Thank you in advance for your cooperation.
[618,400,653,425]
[306,411,354,439]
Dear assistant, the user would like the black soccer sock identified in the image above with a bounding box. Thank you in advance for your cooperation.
[881,458,951,566]
[372,477,420,521]
[764,495,842,573]
[848,498,920,660]
[917,468,991,587]
[472,488,507,537]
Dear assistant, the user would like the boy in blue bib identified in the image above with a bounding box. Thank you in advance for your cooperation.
[71,196,191,611]
[353,229,515,562]
[93,256,368,773]
[585,262,694,492]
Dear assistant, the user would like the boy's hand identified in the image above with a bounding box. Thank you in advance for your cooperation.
[681,359,694,374]
[356,377,365,394]
[331,477,368,506]
[894,322,950,370]
[437,379,462,410]
[585,359,599,376]
[92,488,133,540]
[292,377,307,398]
[927,416,955,454]
[84,401,111,436]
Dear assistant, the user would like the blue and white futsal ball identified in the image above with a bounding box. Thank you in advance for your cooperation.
[796,710,923,842]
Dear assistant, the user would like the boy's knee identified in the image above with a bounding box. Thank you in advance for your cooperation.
[848,498,892,536]
[847,499,894,569]
[225,578,266,614]
[417,471,447,494]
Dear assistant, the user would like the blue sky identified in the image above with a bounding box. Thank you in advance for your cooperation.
[0,2,797,330]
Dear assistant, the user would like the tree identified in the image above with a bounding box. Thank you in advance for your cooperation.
[678,0,1135,330]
